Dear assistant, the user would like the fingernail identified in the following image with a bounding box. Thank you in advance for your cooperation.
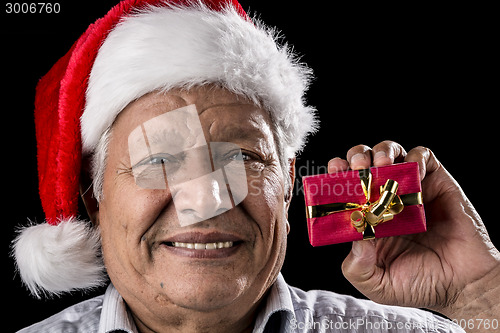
[351,153,367,169]
[373,151,387,161]
[328,162,338,173]
[327,157,342,173]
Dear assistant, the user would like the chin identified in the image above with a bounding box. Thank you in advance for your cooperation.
[163,273,250,311]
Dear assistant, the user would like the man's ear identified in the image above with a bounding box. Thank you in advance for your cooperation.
[80,158,100,226]
[284,157,296,210]
[284,157,296,235]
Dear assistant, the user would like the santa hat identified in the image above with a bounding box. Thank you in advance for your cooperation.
[13,0,317,298]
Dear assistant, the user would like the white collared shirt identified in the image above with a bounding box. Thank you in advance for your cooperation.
[17,274,465,333]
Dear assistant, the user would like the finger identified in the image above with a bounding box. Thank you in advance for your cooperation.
[346,144,372,170]
[372,140,407,167]
[328,157,349,174]
[405,146,441,181]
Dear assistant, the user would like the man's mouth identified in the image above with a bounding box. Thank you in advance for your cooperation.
[166,241,236,249]
[161,231,244,258]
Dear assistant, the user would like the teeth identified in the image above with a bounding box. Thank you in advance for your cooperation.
[172,241,234,249]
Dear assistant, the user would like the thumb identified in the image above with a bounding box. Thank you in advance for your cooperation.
[342,240,379,286]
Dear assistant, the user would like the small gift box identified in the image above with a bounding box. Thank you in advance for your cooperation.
[302,162,426,246]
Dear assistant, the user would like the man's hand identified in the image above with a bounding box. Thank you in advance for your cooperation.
[329,141,500,330]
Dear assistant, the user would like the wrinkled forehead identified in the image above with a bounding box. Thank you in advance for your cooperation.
[113,88,276,150]
[128,104,206,158]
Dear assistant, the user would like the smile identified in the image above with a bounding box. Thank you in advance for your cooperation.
[161,231,244,258]
[167,241,235,249]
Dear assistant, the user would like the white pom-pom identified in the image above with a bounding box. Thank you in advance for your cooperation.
[12,217,107,298]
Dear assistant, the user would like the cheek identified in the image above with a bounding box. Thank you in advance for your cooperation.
[244,165,286,243]
[260,165,285,210]
[245,165,288,283]
[99,172,173,273]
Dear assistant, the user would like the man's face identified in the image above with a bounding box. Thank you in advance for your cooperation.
[97,86,290,322]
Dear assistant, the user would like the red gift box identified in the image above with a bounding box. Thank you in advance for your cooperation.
[302,162,426,246]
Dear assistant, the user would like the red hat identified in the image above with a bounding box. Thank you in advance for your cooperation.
[13,0,316,298]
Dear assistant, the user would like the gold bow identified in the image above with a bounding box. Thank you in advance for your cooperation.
[306,168,422,240]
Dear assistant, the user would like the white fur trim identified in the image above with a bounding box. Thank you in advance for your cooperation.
[12,218,106,298]
[82,1,317,157]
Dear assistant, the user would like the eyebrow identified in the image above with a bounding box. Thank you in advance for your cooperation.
[211,123,268,144]
[146,127,189,147]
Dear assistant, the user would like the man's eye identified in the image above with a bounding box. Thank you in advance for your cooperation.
[148,156,168,165]
[228,152,243,161]
[138,154,178,167]
[224,150,252,162]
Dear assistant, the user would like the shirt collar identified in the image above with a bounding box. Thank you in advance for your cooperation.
[98,274,294,333]
[253,273,296,333]
[98,284,139,333]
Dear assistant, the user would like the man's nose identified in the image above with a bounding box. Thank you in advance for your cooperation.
[171,169,234,227]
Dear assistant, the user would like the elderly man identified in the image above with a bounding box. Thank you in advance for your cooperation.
[13,0,499,332]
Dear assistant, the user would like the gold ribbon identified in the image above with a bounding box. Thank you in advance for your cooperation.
[306,168,423,240]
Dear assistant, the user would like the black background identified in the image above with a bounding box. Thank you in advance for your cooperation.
[1,1,498,331]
